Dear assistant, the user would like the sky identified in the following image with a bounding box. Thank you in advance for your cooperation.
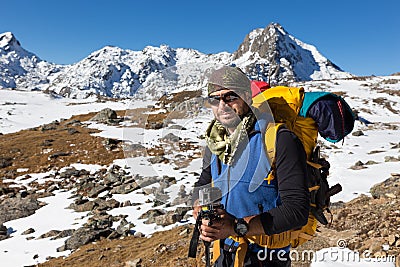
[0,0,399,76]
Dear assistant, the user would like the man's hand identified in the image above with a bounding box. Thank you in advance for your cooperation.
[192,199,201,220]
[199,209,235,242]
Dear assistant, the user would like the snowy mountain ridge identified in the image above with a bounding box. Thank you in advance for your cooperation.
[0,32,63,90]
[1,23,353,98]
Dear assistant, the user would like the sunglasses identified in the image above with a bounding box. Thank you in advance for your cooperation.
[207,91,241,106]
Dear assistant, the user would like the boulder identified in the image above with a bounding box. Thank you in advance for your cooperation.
[0,195,44,224]
[90,108,118,124]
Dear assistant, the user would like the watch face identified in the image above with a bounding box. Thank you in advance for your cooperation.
[235,219,248,236]
[236,223,248,235]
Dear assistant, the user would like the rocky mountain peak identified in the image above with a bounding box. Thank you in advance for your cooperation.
[0,32,21,50]
[0,32,62,90]
[233,22,351,84]
[233,22,286,60]
[0,32,35,58]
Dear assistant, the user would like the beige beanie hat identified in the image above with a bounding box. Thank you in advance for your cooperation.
[207,66,251,95]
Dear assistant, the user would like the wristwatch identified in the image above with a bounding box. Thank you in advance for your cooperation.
[233,218,249,237]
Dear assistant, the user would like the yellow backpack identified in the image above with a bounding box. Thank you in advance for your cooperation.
[253,86,319,249]
[212,86,355,266]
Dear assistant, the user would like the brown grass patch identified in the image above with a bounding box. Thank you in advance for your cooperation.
[38,225,203,267]
[0,115,124,182]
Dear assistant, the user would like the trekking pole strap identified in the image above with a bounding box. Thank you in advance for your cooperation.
[188,224,200,258]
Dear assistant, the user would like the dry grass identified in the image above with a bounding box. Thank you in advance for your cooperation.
[0,113,124,183]
[38,225,203,267]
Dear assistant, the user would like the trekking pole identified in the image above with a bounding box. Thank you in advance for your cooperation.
[188,188,223,266]
[204,241,211,267]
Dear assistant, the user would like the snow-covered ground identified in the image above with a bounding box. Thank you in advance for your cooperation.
[0,75,399,266]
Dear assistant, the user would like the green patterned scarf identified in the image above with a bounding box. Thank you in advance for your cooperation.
[205,111,257,165]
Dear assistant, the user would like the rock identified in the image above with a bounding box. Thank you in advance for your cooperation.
[370,175,400,199]
[148,156,168,164]
[104,172,121,185]
[125,258,142,267]
[49,151,71,159]
[390,142,400,149]
[67,128,80,135]
[110,182,139,194]
[350,161,367,170]
[56,244,68,252]
[37,230,61,239]
[40,139,54,147]
[352,130,364,136]
[147,122,164,130]
[172,185,190,205]
[0,224,8,240]
[136,176,159,188]
[87,185,108,198]
[368,150,385,155]
[64,119,82,126]
[124,144,147,157]
[385,193,397,199]
[50,229,75,240]
[385,156,400,162]
[103,138,121,150]
[168,125,187,130]
[40,121,59,131]
[93,198,120,211]
[0,157,13,168]
[68,200,96,212]
[59,167,79,178]
[160,133,180,142]
[59,227,113,251]
[21,228,35,235]
[134,232,144,238]
[116,219,135,236]
[139,209,165,223]
[153,207,192,226]
[0,195,43,225]
[121,200,132,207]
[45,184,59,193]
[90,108,118,124]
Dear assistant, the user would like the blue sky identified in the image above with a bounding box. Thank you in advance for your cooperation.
[1,0,399,76]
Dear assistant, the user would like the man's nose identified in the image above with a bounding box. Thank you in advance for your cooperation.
[218,99,231,109]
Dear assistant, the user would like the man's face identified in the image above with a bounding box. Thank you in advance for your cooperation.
[208,89,251,131]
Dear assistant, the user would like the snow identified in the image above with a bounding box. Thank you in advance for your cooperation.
[0,89,151,134]
[0,74,399,266]
[0,191,88,266]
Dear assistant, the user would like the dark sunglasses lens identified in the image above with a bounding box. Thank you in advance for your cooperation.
[207,96,220,105]
[224,92,239,102]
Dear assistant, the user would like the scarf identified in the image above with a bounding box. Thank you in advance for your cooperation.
[205,111,257,165]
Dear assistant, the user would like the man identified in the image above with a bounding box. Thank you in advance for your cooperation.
[192,66,310,267]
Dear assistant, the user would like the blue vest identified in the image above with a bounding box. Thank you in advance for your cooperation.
[210,120,281,218]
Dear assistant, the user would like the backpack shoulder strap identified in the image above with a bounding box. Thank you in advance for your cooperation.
[265,122,285,165]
